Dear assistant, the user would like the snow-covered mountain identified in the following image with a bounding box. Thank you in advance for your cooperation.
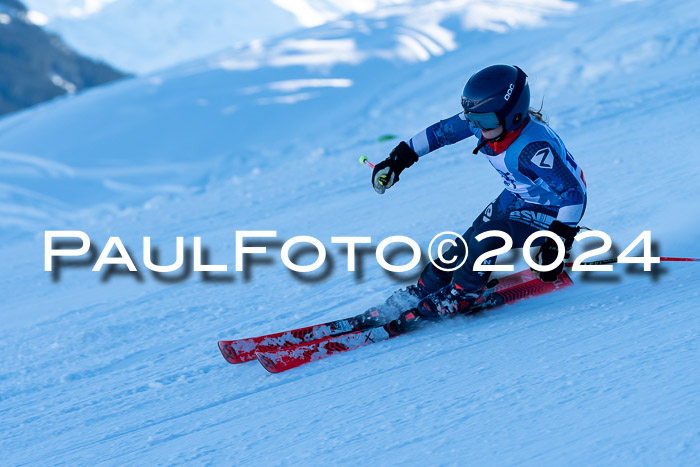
[22,0,578,73]
[21,0,301,73]
[0,0,126,115]
[1,0,699,464]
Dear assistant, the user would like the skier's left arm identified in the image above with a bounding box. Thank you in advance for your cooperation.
[517,141,587,226]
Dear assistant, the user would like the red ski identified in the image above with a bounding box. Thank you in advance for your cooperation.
[255,271,574,373]
[218,317,356,364]
[256,326,392,373]
[218,269,541,364]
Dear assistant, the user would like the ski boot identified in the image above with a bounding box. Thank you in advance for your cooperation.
[385,284,427,311]
[384,283,486,336]
[352,284,428,330]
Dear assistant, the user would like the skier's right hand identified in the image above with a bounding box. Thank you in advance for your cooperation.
[535,220,579,282]
[372,141,419,194]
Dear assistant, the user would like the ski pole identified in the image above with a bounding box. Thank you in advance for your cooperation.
[359,155,375,169]
[564,256,699,268]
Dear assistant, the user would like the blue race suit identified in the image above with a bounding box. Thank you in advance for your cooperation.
[408,113,587,292]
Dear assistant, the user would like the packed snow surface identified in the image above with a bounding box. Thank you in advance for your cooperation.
[1,0,699,464]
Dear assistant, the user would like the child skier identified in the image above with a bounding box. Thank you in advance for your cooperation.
[370,64,587,334]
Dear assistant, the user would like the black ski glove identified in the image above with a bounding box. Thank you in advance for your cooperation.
[372,141,419,194]
[535,220,579,282]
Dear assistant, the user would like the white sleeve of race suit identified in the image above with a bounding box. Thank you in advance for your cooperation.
[409,129,431,157]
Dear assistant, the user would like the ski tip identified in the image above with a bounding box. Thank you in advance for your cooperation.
[218,340,244,364]
[255,351,284,373]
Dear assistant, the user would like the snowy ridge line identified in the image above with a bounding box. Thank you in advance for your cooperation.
[24,0,578,73]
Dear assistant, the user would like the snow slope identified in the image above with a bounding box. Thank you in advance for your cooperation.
[1,0,699,464]
[20,0,566,74]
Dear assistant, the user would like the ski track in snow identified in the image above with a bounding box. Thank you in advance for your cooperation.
[1,0,700,464]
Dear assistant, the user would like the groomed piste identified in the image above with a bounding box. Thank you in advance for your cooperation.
[1,0,699,464]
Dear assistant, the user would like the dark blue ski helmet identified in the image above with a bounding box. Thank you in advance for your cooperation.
[461,65,530,132]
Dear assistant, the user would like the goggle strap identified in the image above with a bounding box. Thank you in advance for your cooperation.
[473,138,489,155]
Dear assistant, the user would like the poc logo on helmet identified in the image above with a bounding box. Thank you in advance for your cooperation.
[504,83,515,101]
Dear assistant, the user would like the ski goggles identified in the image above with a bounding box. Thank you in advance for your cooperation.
[463,111,501,130]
